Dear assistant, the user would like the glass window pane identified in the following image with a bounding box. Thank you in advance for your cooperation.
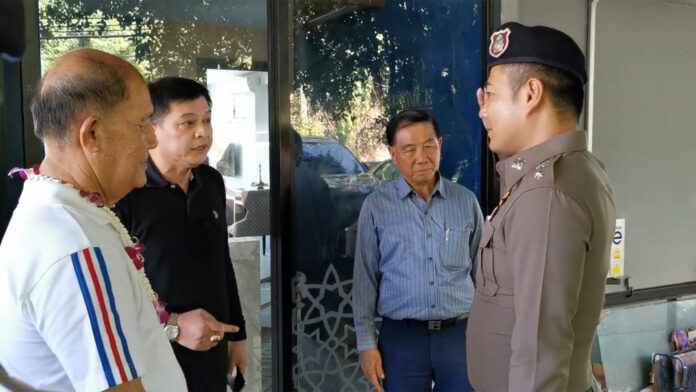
[38,2,270,390]
[289,0,483,389]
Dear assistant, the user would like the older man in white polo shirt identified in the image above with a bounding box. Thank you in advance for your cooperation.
[0,49,189,391]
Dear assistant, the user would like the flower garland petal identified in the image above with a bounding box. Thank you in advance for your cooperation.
[155,300,169,324]
[8,165,39,180]
[11,166,168,321]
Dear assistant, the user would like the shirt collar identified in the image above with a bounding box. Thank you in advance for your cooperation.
[21,180,111,226]
[395,172,446,200]
[145,157,169,188]
[145,156,201,193]
[496,130,587,191]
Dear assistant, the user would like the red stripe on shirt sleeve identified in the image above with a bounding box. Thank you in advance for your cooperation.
[82,248,129,384]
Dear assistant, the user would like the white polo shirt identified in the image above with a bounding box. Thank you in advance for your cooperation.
[0,180,186,392]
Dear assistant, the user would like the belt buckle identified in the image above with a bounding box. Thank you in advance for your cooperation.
[427,320,441,330]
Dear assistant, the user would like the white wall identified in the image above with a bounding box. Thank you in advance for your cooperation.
[207,69,270,192]
[592,0,696,289]
[501,0,588,54]
[499,0,696,290]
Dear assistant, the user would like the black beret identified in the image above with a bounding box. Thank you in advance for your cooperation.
[487,22,587,85]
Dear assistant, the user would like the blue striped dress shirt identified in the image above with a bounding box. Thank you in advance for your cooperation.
[353,174,483,351]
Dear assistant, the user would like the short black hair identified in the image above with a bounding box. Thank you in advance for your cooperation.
[148,77,212,122]
[385,109,440,146]
[505,63,585,120]
[31,65,128,145]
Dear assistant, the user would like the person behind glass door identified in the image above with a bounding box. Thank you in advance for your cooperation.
[291,129,335,279]
[0,48,187,391]
[353,109,483,392]
[466,22,616,391]
[114,77,246,391]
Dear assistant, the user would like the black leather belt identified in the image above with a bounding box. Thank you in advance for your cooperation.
[404,314,468,331]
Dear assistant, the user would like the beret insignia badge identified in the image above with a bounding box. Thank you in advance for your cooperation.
[489,28,511,58]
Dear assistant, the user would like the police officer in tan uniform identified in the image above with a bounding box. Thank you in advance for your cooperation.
[466,22,616,391]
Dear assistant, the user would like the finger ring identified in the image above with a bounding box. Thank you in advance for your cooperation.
[210,335,221,342]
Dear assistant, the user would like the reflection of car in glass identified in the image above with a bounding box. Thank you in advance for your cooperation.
[302,137,366,175]
[369,159,400,184]
[301,137,379,194]
[300,136,379,255]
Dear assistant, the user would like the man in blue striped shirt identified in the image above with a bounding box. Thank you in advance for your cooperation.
[353,109,483,392]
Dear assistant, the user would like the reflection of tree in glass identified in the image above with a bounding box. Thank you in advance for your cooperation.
[292,0,442,161]
[39,0,254,81]
[291,74,387,162]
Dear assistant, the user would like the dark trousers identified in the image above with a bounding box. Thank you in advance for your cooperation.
[173,341,228,391]
[378,317,473,392]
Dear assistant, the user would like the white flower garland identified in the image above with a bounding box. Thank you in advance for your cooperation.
[101,206,159,302]
[27,173,159,303]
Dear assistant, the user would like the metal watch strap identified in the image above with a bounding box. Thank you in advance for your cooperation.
[167,312,179,327]
[165,313,180,342]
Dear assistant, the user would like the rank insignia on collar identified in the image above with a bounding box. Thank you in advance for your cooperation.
[489,28,511,58]
[534,159,551,179]
[511,157,526,170]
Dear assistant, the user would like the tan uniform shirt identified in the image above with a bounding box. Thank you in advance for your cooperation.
[467,131,615,391]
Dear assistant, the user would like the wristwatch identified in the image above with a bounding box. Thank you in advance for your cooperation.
[164,313,180,342]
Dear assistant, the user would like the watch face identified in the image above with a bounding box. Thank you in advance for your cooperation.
[165,325,179,341]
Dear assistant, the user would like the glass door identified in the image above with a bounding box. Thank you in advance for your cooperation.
[273,0,486,389]
[39,1,271,390]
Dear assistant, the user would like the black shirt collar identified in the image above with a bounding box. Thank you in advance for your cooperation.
[145,157,169,188]
[145,156,202,194]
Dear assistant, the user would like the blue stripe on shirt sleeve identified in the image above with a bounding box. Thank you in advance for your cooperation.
[94,247,138,380]
[71,251,117,388]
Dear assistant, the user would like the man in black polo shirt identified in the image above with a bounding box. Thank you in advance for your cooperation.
[115,77,246,391]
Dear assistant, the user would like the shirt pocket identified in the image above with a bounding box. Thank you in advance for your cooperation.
[477,223,499,296]
[440,225,472,270]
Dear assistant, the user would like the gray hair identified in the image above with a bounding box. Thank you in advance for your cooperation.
[31,66,128,145]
